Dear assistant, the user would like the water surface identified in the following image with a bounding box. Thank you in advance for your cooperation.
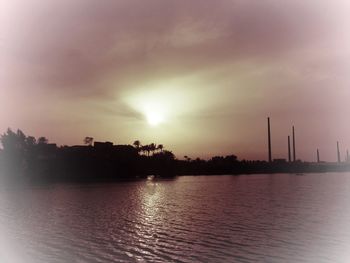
[1,173,350,262]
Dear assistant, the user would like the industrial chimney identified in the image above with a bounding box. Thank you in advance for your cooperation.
[292,126,296,162]
[268,117,272,162]
[337,141,341,163]
[288,136,291,162]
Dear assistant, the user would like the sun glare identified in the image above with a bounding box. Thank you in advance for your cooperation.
[146,111,163,126]
[124,79,198,128]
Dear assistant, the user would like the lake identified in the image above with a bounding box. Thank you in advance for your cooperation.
[1,173,350,262]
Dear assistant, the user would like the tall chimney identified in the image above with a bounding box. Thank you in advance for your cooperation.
[337,141,341,163]
[317,149,320,163]
[292,126,296,162]
[347,150,349,162]
[288,136,291,162]
[268,117,272,162]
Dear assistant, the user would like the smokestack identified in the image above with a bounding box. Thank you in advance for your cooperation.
[347,150,349,162]
[292,126,296,162]
[337,141,341,163]
[268,117,272,162]
[288,136,291,162]
[317,149,320,163]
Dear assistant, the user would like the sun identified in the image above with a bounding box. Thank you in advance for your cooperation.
[146,111,164,126]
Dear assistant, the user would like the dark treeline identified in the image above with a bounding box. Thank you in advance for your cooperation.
[0,128,349,183]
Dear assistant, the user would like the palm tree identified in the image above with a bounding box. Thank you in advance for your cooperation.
[141,145,150,156]
[149,143,156,156]
[133,140,141,151]
[157,144,164,153]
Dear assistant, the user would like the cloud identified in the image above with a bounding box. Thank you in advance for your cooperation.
[1,0,349,159]
[2,0,338,93]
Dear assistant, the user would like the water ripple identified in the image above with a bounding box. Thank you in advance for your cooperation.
[1,173,350,262]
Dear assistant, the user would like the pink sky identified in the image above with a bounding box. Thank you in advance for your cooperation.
[1,0,350,161]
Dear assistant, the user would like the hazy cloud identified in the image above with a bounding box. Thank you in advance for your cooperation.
[1,0,349,160]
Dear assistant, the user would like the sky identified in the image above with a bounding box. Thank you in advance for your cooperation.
[1,0,350,161]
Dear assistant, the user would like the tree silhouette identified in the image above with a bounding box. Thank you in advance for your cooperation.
[149,143,156,156]
[0,128,17,151]
[184,155,191,162]
[26,136,37,147]
[38,137,48,144]
[84,137,94,146]
[141,145,151,156]
[157,144,164,153]
[160,150,175,161]
[133,140,141,151]
[0,128,27,152]
[0,129,29,172]
[16,129,26,144]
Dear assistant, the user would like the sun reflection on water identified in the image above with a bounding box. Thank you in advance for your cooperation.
[143,180,161,220]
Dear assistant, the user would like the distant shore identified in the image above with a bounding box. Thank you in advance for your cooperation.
[1,128,350,184]
[1,160,350,185]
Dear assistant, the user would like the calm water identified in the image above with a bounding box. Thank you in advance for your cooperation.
[1,173,350,262]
